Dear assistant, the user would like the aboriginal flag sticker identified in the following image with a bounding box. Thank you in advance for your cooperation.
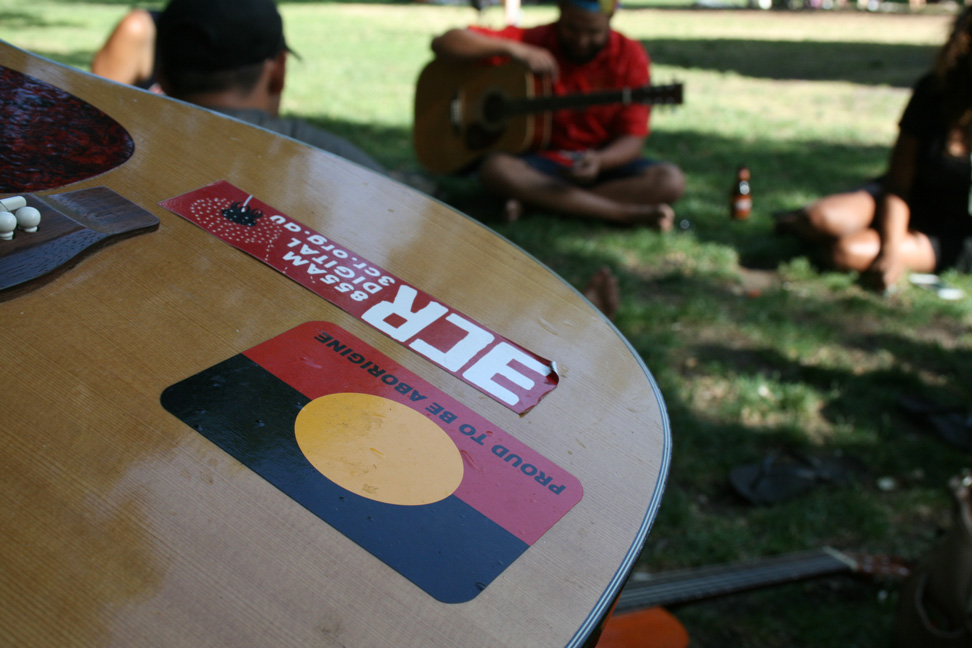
[161,322,583,603]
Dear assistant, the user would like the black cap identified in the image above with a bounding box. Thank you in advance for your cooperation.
[157,0,292,74]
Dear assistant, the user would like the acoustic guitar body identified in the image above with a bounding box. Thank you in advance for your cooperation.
[413,59,551,174]
[0,41,669,648]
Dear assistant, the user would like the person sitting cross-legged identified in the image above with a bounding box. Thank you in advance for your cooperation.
[429,0,684,228]
[775,7,972,292]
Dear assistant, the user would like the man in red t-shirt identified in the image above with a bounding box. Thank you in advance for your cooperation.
[430,0,684,228]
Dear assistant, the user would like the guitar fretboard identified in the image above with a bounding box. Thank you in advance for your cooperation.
[502,84,682,117]
[615,548,855,613]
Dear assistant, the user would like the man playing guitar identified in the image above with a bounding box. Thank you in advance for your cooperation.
[429,0,684,228]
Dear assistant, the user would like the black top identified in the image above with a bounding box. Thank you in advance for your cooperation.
[898,74,972,241]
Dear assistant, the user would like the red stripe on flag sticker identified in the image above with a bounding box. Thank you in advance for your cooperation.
[244,321,582,545]
[160,181,559,414]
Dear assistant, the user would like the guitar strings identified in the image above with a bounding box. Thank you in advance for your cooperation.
[616,550,849,612]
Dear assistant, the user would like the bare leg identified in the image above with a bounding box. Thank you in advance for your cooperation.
[592,162,685,206]
[776,189,877,242]
[502,198,524,223]
[582,266,621,320]
[816,189,938,279]
[91,9,157,87]
[830,228,937,274]
[778,187,937,288]
[480,154,682,230]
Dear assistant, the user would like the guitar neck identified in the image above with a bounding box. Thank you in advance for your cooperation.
[615,548,857,613]
[503,84,681,117]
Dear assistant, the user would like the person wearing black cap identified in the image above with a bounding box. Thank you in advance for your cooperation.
[430,0,683,228]
[154,0,385,174]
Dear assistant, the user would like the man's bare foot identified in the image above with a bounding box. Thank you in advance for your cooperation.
[630,203,675,231]
[772,209,804,235]
[502,198,524,223]
[582,266,621,320]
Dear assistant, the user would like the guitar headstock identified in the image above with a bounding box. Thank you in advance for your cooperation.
[633,81,684,107]
[845,552,912,579]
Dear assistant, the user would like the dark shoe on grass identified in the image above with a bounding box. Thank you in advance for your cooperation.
[899,394,972,453]
[729,451,866,505]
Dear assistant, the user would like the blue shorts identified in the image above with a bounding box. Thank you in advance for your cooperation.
[519,152,660,184]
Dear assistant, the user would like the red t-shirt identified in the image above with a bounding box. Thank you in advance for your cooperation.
[469,22,651,155]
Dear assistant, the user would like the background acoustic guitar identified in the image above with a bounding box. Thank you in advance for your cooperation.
[597,547,910,648]
[1,41,670,647]
[412,58,683,174]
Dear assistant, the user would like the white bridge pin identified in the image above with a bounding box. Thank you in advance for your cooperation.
[0,211,16,240]
[0,196,27,212]
[15,206,41,232]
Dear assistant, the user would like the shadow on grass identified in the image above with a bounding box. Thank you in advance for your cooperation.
[616,266,969,517]
[9,47,95,71]
[616,266,968,644]
[618,128,890,267]
[302,115,419,170]
[0,11,68,28]
[480,209,971,497]
[643,37,937,87]
[40,0,439,5]
[297,114,891,267]
[481,214,971,495]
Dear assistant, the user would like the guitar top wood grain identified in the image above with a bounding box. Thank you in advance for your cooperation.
[1,40,670,648]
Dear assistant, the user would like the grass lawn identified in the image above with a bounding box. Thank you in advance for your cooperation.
[3,2,971,646]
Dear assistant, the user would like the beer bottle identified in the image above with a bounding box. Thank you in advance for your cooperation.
[730,165,752,220]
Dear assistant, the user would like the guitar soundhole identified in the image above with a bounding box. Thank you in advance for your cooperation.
[0,65,135,192]
[465,125,502,151]
[481,92,506,127]
[465,90,506,151]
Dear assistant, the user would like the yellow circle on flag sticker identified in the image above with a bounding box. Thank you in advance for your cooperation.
[295,393,464,506]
